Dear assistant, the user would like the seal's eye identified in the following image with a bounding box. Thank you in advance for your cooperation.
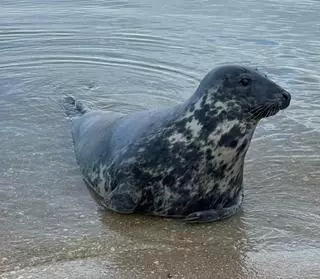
[239,78,251,87]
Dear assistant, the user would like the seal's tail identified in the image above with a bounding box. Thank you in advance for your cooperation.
[62,95,88,117]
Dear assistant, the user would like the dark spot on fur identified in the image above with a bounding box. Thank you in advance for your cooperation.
[206,161,217,173]
[132,166,162,186]
[162,175,176,187]
[215,163,227,179]
[206,162,214,172]
[203,104,210,111]
[180,171,192,185]
[206,148,214,160]
[194,109,206,123]
[175,118,188,133]
[218,125,242,148]
[185,148,199,161]
[171,142,185,155]
[199,120,218,140]
[216,111,227,122]
[183,128,193,139]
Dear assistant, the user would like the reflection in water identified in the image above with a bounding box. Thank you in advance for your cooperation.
[0,0,319,278]
[100,212,249,278]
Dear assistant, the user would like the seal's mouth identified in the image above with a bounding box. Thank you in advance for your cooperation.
[248,90,291,120]
[248,103,280,120]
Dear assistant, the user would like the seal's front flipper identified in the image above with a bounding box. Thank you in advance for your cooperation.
[106,183,142,214]
[108,192,138,214]
[184,204,241,223]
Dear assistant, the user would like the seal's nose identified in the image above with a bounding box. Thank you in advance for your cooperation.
[279,90,291,110]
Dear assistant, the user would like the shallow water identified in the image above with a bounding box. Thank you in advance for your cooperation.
[0,0,319,278]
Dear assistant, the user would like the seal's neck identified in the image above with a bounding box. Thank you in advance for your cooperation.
[167,87,257,162]
[186,87,255,135]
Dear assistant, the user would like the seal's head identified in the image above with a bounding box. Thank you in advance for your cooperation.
[194,65,291,121]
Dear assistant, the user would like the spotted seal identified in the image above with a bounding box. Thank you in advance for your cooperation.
[63,65,291,223]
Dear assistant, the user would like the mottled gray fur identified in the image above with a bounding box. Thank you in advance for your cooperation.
[64,65,291,223]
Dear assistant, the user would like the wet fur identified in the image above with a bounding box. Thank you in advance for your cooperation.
[65,65,291,223]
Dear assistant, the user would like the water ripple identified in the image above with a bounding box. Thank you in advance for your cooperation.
[0,55,199,82]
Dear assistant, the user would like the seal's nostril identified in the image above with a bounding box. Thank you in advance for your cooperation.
[283,93,288,100]
[282,91,291,102]
[282,92,290,101]
[280,91,291,110]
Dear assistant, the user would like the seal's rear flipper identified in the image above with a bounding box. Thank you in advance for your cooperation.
[62,95,88,118]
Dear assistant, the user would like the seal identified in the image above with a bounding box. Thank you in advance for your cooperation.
[63,65,291,223]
